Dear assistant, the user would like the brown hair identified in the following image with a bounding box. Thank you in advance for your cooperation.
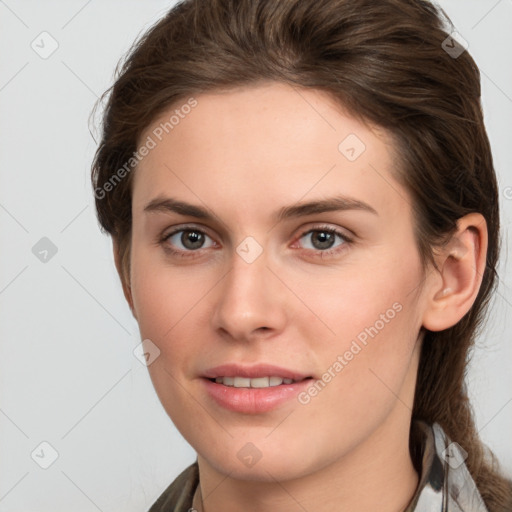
[91,0,511,508]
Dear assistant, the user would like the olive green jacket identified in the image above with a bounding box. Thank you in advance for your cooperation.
[148,421,489,511]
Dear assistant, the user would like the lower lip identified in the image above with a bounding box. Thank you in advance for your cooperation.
[201,378,313,414]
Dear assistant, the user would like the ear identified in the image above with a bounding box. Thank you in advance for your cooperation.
[112,238,137,319]
[421,213,488,332]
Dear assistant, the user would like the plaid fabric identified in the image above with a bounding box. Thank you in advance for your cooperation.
[148,421,488,512]
[404,421,488,511]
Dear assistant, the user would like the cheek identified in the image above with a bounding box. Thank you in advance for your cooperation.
[130,246,209,341]
[289,251,423,350]
[289,256,424,420]
[322,265,422,396]
[129,251,208,427]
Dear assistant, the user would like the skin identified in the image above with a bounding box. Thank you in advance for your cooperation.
[114,82,487,512]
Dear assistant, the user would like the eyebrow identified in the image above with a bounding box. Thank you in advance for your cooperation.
[143,195,378,222]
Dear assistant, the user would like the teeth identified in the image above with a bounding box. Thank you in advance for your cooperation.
[250,377,270,388]
[234,377,251,387]
[213,376,297,388]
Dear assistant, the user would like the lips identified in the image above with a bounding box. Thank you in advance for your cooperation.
[201,363,313,414]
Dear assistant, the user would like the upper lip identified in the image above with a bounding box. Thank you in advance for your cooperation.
[202,363,311,381]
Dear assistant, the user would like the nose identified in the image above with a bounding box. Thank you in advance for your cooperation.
[211,247,288,342]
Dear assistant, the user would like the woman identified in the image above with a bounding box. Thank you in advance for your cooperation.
[91,0,512,510]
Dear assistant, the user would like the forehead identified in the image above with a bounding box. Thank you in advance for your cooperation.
[132,82,409,224]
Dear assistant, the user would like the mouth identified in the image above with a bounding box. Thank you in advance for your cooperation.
[201,364,315,414]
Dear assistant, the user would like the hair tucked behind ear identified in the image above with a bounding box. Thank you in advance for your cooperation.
[91,1,512,508]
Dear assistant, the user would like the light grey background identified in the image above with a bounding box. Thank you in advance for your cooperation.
[0,1,510,511]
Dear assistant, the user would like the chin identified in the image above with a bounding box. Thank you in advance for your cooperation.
[208,456,305,482]
[197,440,322,483]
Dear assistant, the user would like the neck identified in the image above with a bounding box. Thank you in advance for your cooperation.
[194,407,420,512]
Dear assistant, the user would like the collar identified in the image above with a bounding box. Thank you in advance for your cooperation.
[404,420,488,511]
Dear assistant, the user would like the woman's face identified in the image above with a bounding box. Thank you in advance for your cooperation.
[129,82,430,481]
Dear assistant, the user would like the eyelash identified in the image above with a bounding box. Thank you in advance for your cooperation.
[158,224,353,260]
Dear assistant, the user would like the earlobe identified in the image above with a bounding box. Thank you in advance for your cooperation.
[112,239,137,319]
[422,213,487,332]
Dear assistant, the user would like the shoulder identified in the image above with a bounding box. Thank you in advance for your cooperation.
[147,462,199,512]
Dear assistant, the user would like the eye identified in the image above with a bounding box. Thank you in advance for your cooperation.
[161,227,216,255]
[296,226,351,256]
[158,224,351,259]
